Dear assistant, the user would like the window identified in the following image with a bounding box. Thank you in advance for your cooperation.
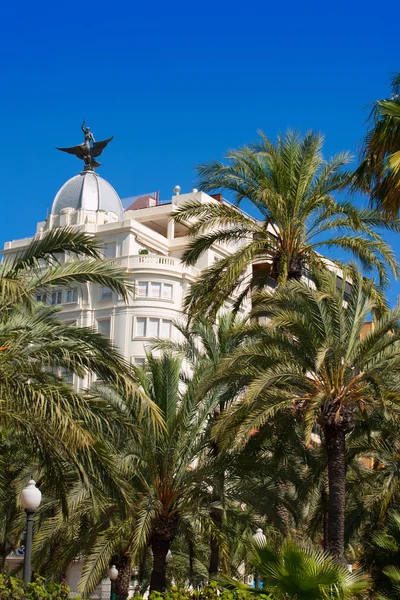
[60,368,74,384]
[103,242,116,258]
[100,286,113,302]
[136,317,147,338]
[148,318,159,337]
[65,289,78,303]
[162,284,173,300]
[51,291,62,305]
[160,319,172,338]
[138,282,148,297]
[136,281,173,300]
[97,319,111,338]
[35,293,47,303]
[150,282,161,298]
[131,357,145,367]
[134,318,172,339]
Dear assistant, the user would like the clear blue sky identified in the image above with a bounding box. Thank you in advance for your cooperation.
[1,0,400,303]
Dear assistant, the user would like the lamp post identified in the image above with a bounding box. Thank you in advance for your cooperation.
[252,528,266,590]
[108,565,118,600]
[20,479,42,587]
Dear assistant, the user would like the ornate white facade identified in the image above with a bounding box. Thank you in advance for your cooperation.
[3,170,251,387]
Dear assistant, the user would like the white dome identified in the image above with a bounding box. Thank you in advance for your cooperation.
[51,171,123,218]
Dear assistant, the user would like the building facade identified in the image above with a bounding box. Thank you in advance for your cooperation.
[3,169,251,387]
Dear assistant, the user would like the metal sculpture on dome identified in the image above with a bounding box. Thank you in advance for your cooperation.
[56,120,113,171]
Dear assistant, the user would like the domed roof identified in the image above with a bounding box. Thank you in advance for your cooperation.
[51,171,123,218]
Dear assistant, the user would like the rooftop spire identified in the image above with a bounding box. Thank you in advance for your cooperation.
[56,120,114,171]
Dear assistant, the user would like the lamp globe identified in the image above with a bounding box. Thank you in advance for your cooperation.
[20,479,42,512]
[108,565,119,581]
[252,528,266,547]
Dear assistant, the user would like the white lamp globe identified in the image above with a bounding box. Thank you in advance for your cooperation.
[20,479,42,512]
[252,528,266,547]
[108,565,119,581]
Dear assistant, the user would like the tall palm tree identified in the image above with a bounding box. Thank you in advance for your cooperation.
[152,315,305,572]
[48,353,225,596]
[352,74,400,216]
[173,130,398,318]
[213,269,400,563]
[152,314,251,577]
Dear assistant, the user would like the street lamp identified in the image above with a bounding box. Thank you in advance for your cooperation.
[20,479,41,587]
[252,528,266,589]
[108,565,118,600]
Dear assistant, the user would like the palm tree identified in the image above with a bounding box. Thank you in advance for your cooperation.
[224,539,368,599]
[352,74,400,216]
[0,226,163,579]
[151,315,306,572]
[213,269,400,563]
[173,130,398,318]
[48,353,226,595]
[152,314,252,577]
[0,227,160,482]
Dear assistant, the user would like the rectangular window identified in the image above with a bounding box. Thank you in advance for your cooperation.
[150,282,161,298]
[59,367,74,385]
[160,319,172,338]
[136,317,147,338]
[138,282,148,297]
[132,357,145,367]
[35,293,47,303]
[162,284,173,300]
[51,291,62,305]
[65,289,78,303]
[103,242,116,258]
[148,318,159,337]
[100,286,113,302]
[97,319,111,338]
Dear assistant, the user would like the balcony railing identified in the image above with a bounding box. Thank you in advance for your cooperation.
[134,255,177,266]
[117,254,199,277]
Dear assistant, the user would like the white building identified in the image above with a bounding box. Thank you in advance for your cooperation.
[3,169,251,387]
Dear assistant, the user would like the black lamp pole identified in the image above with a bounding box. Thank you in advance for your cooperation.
[23,510,35,587]
[20,479,41,588]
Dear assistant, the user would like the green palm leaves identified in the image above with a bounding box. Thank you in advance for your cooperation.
[210,270,400,562]
[173,130,398,319]
[0,226,161,515]
[352,74,400,216]
[252,541,368,600]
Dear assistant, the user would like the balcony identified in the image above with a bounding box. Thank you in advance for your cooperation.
[117,254,199,279]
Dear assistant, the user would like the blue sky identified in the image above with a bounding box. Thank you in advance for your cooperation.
[1,0,399,303]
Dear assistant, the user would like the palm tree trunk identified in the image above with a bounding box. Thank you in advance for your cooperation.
[189,540,195,586]
[209,509,221,577]
[276,479,290,535]
[150,536,170,592]
[209,431,224,578]
[321,487,329,551]
[324,424,347,565]
[114,556,131,600]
